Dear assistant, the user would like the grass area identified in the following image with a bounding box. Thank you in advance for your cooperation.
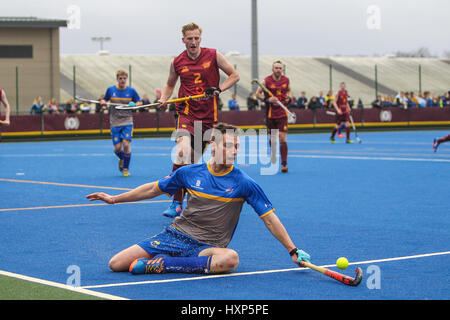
[0,274,103,300]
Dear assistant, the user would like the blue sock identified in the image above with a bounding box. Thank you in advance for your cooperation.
[338,123,345,134]
[123,153,131,169]
[162,255,211,274]
[115,150,124,160]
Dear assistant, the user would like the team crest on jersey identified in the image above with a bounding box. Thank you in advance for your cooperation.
[282,84,287,88]
[202,61,211,69]
[181,66,189,73]
[151,240,160,247]
[225,188,233,194]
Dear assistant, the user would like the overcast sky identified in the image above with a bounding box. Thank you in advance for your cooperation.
[3,0,450,57]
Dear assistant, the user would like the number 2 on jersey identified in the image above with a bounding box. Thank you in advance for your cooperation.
[194,73,203,84]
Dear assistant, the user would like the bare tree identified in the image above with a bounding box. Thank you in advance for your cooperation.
[395,47,435,58]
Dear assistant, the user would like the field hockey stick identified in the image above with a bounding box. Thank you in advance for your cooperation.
[75,96,128,107]
[251,78,297,124]
[326,110,336,116]
[299,261,363,286]
[349,115,362,143]
[75,96,158,110]
[115,93,207,110]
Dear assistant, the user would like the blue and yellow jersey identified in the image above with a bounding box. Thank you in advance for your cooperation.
[157,162,275,247]
[104,85,141,127]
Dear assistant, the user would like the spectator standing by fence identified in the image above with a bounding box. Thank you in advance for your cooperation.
[65,98,79,114]
[30,96,46,114]
[297,92,307,109]
[47,98,59,114]
[228,93,240,111]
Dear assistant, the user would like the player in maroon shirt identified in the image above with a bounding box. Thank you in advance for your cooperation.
[159,22,240,218]
[330,82,353,144]
[256,61,292,173]
[433,134,450,152]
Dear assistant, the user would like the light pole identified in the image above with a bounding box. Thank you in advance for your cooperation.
[251,0,258,93]
[91,36,111,53]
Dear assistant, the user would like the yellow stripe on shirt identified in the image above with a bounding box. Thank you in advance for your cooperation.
[156,181,172,198]
[110,97,132,102]
[186,188,244,203]
[259,208,275,218]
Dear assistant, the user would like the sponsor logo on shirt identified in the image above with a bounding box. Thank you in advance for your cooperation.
[190,179,204,190]
[202,61,211,69]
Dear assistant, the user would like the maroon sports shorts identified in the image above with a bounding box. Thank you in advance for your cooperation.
[266,116,288,133]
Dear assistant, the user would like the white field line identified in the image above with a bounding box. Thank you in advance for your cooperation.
[82,250,450,289]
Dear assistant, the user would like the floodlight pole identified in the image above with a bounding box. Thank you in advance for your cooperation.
[91,36,111,52]
[251,0,259,93]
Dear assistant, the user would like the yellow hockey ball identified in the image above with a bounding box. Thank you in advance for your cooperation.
[336,257,349,270]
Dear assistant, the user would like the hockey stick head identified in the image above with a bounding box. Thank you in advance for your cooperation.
[350,267,363,286]
[328,266,363,286]
[287,112,297,124]
[251,78,271,96]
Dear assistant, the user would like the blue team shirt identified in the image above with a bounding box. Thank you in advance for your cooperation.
[103,85,140,104]
[157,162,275,247]
[158,162,274,218]
[104,85,141,127]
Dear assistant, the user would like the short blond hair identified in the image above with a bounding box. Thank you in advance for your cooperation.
[182,22,202,36]
[116,69,128,79]
[272,60,283,67]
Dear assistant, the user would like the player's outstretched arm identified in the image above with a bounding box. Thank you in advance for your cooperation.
[86,181,163,204]
[261,212,303,265]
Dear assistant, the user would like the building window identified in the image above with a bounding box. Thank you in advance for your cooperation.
[0,45,33,58]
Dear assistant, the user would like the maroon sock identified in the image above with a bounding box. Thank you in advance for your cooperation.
[346,127,350,140]
[172,164,184,203]
[280,142,288,166]
[438,134,450,144]
[331,128,337,138]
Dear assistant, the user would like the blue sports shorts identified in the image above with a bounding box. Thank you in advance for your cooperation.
[110,124,133,145]
[137,226,213,257]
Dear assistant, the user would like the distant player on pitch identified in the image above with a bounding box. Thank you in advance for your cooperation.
[158,22,240,218]
[100,70,142,177]
[256,60,292,173]
[330,82,353,144]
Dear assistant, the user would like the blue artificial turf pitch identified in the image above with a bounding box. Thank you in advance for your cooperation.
[0,130,449,300]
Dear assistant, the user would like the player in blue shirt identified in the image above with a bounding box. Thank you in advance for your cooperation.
[87,123,310,274]
[100,70,141,177]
